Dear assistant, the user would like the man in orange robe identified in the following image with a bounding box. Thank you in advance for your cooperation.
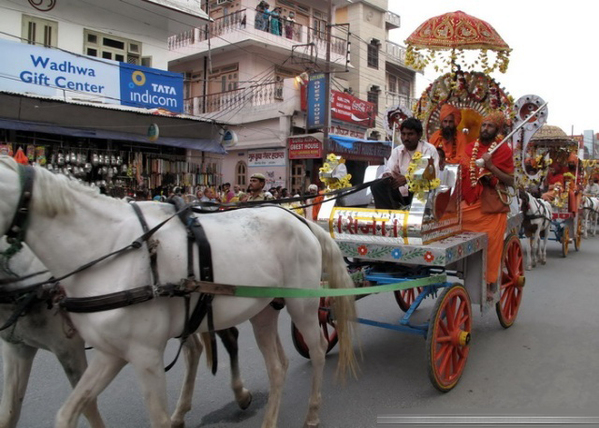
[460,111,514,292]
[430,104,468,164]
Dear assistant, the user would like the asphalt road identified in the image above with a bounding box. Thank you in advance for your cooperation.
[4,236,599,428]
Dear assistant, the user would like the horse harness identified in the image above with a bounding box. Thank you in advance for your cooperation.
[523,194,552,224]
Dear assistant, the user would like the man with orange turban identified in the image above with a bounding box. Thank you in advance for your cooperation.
[460,110,514,298]
[429,104,468,164]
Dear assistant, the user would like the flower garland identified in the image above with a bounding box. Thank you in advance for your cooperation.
[319,153,352,190]
[405,151,441,200]
[469,141,497,187]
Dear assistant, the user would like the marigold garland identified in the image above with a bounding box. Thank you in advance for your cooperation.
[406,151,441,200]
[469,141,497,187]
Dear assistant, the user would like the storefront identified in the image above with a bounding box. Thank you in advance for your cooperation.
[0,38,224,199]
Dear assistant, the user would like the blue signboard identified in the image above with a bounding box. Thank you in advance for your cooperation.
[307,73,326,130]
[0,38,183,113]
[119,63,183,113]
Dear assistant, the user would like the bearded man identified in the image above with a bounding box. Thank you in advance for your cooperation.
[460,111,514,295]
[430,104,468,164]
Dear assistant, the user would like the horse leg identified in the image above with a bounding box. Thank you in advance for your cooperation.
[0,341,37,428]
[129,349,173,428]
[286,299,326,428]
[216,327,252,410]
[54,341,105,428]
[525,237,533,270]
[531,229,540,268]
[170,334,202,428]
[541,226,549,264]
[55,351,126,428]
[250,307,287,428]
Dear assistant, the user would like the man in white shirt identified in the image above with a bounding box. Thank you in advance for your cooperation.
[371,118,440,209]
[585,179,599,196]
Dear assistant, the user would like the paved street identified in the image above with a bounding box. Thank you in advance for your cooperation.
[4,236,599,428]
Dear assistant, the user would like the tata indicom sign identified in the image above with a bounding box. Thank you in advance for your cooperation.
[0,38,183,113]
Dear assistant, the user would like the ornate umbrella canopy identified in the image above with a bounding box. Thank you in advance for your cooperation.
[405,10,511,75]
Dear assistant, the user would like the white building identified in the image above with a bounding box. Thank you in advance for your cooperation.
[168,0,418,193]
[0,0,227,197]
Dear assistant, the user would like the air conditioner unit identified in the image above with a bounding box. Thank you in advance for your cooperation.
[216,0,232,5]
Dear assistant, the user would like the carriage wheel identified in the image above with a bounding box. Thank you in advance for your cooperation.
[394,287,424,312]
[562,225,570,257]
[496,234,525,329]
[291,297,338,359]
[426,283,472,392]
[575,218,582,251]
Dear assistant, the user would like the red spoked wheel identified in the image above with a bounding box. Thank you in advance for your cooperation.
[291,297,338,359]
[426,283,472,392]
[496,234,525,329]
[393,287,424,312]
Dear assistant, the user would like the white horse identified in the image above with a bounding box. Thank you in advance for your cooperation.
[581,196,599,238]
[0,239,252,428]
[0,156,357,428]
[519,190,553,270]
[0,238,105,428]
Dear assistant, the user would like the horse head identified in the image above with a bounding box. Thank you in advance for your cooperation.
[518,189,530,214]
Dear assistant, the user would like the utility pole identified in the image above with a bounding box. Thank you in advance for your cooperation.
[323,0,333,156]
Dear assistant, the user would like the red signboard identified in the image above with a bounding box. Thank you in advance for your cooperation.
[288,136,322,159]
[301,87,376,128]
[331,91,375,128]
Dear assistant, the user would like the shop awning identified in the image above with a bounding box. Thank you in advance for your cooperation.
[329,134,391,150]
[0,118,225,154]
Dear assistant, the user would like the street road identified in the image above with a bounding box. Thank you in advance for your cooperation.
[3,236,599,427]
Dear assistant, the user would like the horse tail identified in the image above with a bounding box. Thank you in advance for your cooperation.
[305,221,360,381]
[200,332,214,371]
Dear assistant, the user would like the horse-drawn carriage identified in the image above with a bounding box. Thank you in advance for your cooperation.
[520,124,583,256]
[289,70,547,392]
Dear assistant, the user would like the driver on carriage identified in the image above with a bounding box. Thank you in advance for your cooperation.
[371,118,440,210]
[460,111,514,295]
[430,103,468,164]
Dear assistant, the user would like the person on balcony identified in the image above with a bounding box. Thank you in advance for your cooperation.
[285,11,295,39]
[270,7,282,35]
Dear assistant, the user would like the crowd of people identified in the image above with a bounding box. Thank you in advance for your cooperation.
[254,1,296,39]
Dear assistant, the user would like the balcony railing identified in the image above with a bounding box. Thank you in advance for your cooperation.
[168,8,348,57]
[184,80,284,115]
[384,92,417,111]
[385,11,401,28]
[385,39,407,64]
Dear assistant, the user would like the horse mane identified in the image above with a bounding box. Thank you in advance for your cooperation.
[31,163,121,217]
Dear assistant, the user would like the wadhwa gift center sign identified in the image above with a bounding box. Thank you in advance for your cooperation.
[0,38,183,113]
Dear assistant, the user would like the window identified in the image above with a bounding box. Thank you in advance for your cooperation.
[388,75,397,94]
[22,15,58,47]
[208,64,239,94]
[84,30,142,64]
[367,86,380,115]
[367,39,379,69]
[236,161,247,187]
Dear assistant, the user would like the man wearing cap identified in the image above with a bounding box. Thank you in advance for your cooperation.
[460,110,514,296]
[429,104,468,164]
[248,172,272,201]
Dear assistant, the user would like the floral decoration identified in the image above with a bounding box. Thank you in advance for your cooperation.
[406,152,441,200]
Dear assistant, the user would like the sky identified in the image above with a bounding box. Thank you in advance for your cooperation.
[388,1,598,136]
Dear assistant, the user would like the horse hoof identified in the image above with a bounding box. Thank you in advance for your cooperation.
[526,266,531,271]
[304,421,320,428]
[238,390,252,410]
[171,421,185,428]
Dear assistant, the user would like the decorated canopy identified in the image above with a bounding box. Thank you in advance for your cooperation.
[405,10,511,75]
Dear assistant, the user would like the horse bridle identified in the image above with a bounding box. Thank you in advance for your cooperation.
[5,165,35,246]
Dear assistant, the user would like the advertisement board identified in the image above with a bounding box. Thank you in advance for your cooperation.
[288,136,322,159]
[0,38,183,113]
[306,73,326,130]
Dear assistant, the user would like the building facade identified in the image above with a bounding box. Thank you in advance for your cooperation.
[168,0,418,194]
[0,0,226,198]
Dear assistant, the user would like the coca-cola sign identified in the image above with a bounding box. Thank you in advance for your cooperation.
[331,91,375,128]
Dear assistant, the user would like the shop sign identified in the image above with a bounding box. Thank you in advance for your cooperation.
[248,149,286,167]
[306,73,326,130]
[0,38,183,113]
[331,91,375,128]
[288,136,322,159]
